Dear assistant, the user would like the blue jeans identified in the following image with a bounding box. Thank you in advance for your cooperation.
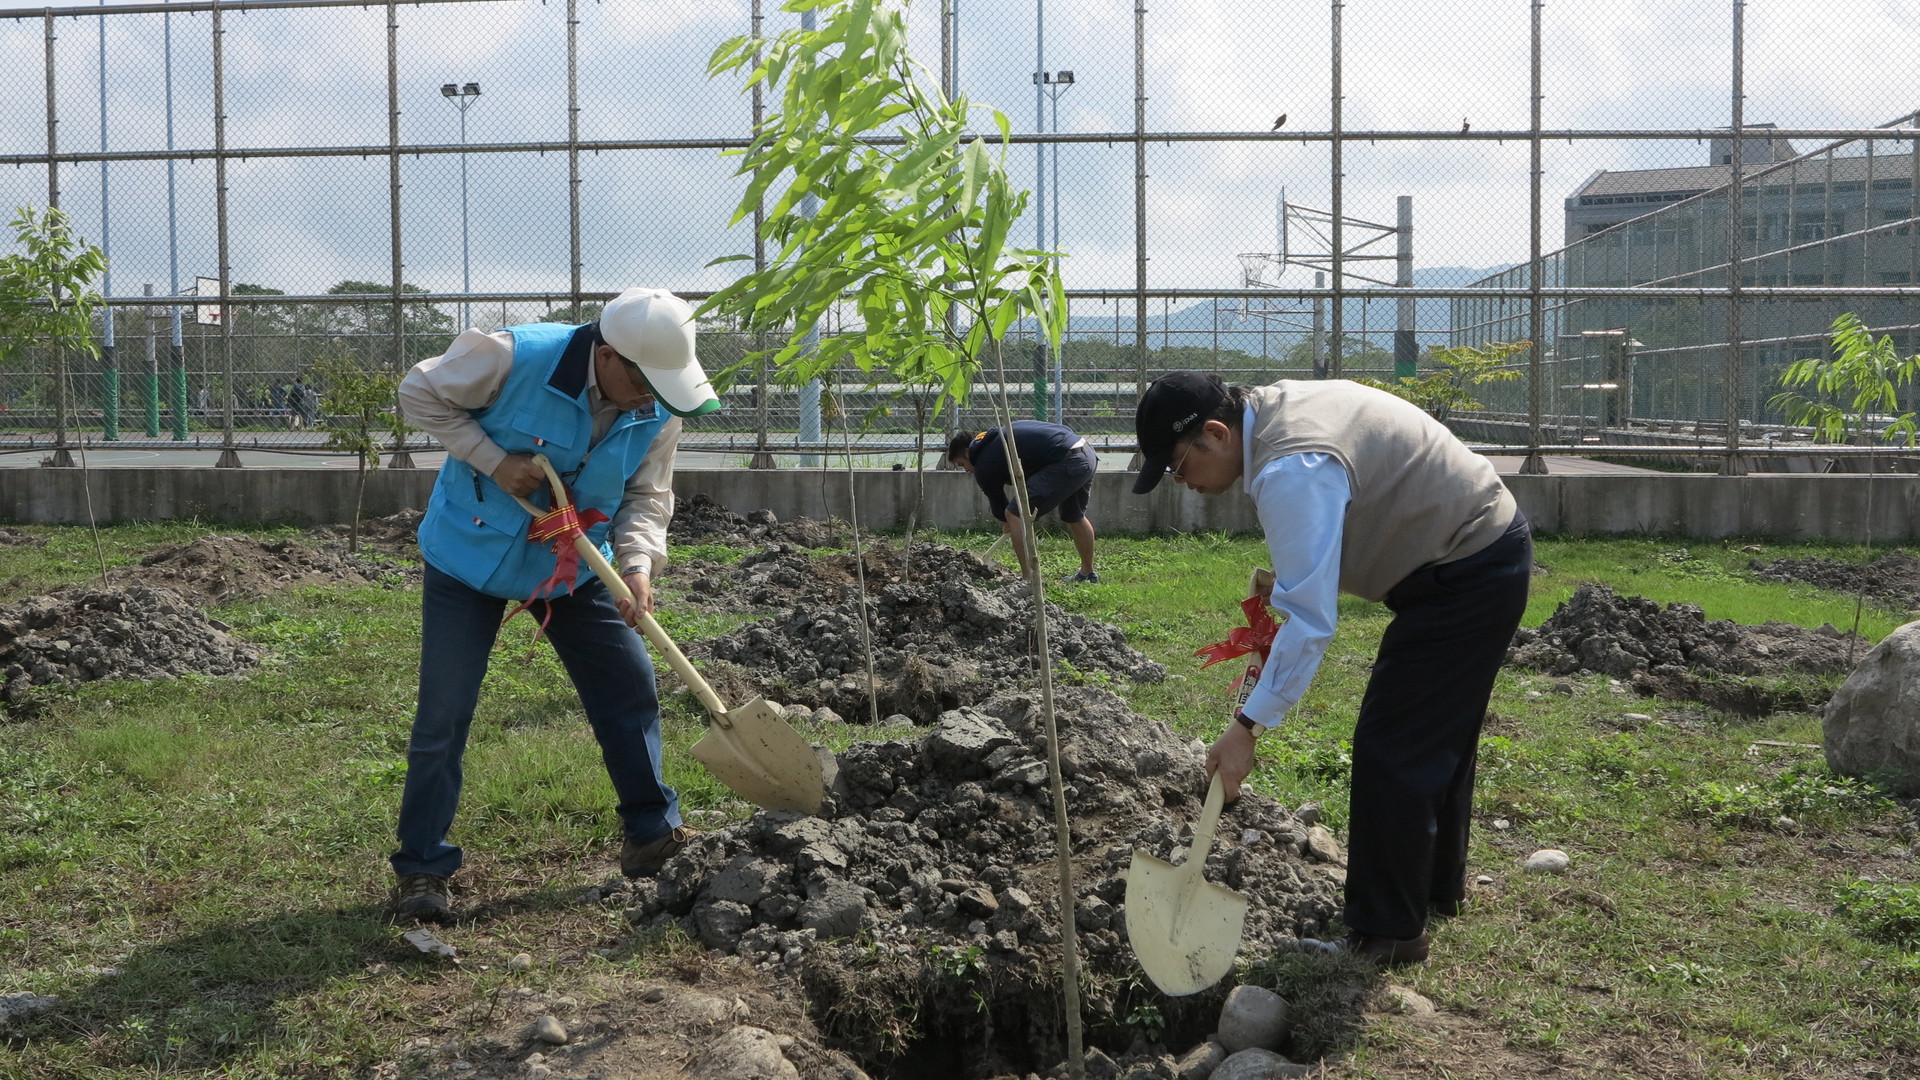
[389,562,682,878]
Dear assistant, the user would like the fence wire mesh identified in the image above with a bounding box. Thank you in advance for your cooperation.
[1,0,1917,467]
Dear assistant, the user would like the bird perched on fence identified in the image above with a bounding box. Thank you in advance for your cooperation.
[1272,114,1287,130]
[1461,118,1471,134]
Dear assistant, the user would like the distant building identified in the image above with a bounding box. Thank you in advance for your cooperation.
[1455,122,1919,427]
[1564,124,1800,245]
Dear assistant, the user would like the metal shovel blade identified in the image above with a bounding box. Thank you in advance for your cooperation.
[506,456,826,817]
[1124,774,1251,996]
[688,695,826,815]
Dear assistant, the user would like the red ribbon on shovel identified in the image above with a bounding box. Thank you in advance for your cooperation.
[1194,593,1279,695]
[503,495,609,646]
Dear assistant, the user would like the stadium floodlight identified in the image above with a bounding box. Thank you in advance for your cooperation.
[441,81,485,328]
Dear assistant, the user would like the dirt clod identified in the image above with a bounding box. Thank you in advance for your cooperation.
[0,584,261,714]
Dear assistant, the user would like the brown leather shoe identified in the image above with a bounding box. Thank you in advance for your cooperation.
[1301,930,1430,966]
[620,825,698,879]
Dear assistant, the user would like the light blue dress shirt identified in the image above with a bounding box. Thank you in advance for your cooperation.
[1235,405,1351,729]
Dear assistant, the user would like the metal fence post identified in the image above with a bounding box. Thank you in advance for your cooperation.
[98,0,117,442]
[1328,0,1343,379]
[1394,195,1414,380]
[1522,0,1548,474]
[44,10,77,467]
[1720,0,1746,475]
[750,0,775,470]
[567,0,581,312]
[144,282,161,436]
[1131,0,1146,414]
[213,0,242,467]
[386,0,415,467]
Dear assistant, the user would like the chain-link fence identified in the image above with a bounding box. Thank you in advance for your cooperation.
[2,0,1917,468]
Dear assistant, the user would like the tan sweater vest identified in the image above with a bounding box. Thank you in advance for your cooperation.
[1246,381,1518,602]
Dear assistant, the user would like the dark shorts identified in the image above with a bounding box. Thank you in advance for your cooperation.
[1016,443,1097,523]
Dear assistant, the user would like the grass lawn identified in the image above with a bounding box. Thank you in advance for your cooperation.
[1,523,1917,1079]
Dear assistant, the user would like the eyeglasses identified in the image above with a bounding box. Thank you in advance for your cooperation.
[1167,441,1195,480]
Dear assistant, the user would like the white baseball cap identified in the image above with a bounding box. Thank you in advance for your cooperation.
[598,288,722,418]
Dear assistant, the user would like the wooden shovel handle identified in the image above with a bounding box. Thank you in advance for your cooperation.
[1171,773,1229,919]
[1188,772,1228,875]
[506,458,732,723]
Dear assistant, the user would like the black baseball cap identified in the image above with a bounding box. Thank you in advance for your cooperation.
[1132,371,1228,494]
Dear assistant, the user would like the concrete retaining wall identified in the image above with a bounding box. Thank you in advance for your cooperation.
[1,467,1917,541]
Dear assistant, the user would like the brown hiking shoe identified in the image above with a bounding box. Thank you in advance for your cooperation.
[621,826,699,879]
[390,873,452,923]
[1301,930,1430,966]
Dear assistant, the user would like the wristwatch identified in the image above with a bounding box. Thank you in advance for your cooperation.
[1233,711,1261,736]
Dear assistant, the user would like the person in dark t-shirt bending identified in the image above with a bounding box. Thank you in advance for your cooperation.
[948,420,1100,583]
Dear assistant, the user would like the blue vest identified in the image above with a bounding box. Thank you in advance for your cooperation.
[418,322,666,600]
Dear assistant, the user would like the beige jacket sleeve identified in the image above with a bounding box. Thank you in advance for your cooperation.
[397,329,517,478]
[611,415,679,580]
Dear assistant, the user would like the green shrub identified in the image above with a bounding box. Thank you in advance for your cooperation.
[1835,880,1920,947]
[1680,769,1888,827]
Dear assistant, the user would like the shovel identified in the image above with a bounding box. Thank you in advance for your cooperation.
[508,456,825,815]
[1124,772,1251,996]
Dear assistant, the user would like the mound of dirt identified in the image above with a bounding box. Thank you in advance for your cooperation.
[305,508,424,558]
[1748,550,1920,613]
[1508,583,1859,714]
[700,550,1165,719]
[669,493,847,549]
[621,686,1343,1074]
[674,538,1010,614]
[0,527,45,548]
[136,534,414,607]
[0,584,261,713]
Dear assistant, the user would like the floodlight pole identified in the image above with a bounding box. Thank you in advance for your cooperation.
[440,81,482,330]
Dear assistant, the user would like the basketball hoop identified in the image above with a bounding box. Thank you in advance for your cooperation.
[1237,252,1281,320]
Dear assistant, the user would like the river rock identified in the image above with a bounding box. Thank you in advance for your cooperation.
[687,1025,799,1080]
[1213,1047,1310,1080]
[1823,620,1920,796]
[1172,1039,1226,1080]
[1216,984,1290,1053]
[1525,849,1571,874]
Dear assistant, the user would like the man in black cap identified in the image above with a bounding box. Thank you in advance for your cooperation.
[949,421,1100,582]
[1133,370,1532,965]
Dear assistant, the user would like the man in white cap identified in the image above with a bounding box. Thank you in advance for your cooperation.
[387,288,721,922]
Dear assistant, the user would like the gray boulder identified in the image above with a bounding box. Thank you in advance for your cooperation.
[1824,620,1920,795]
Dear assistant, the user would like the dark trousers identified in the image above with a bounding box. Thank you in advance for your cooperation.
[1343,512,1533,939]
[389,562,682,878]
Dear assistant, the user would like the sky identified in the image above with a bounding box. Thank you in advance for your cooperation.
[2,0,1917,312]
